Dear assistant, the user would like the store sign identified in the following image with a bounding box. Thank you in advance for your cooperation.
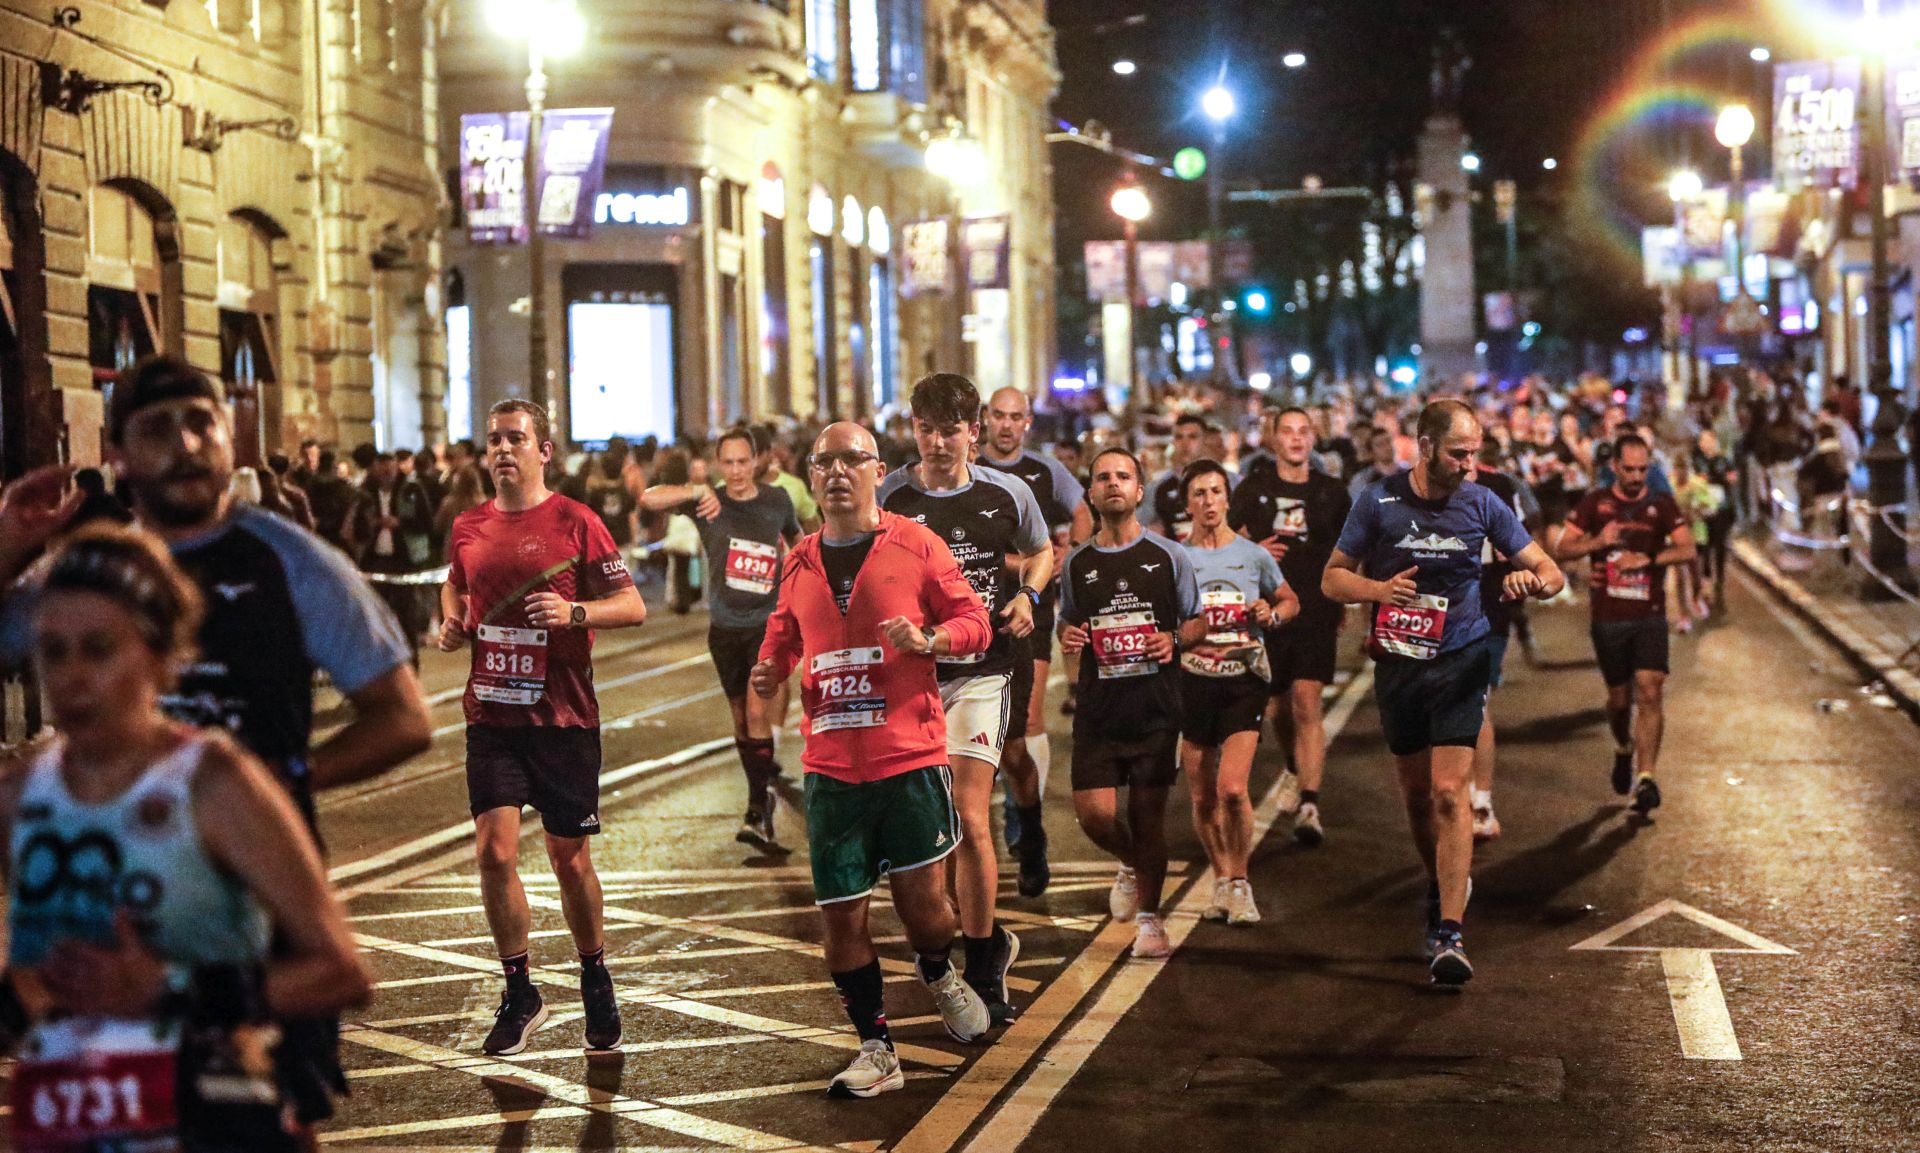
[901,220,950,297]
[459,108,614,244]
[593,188,691,226]
[962,215,1011,290]
[1774,59,1860,191]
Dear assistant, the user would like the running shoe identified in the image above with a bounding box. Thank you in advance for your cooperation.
[1423,877,1474,953]
[735,808,777,850]
[1611,749,1634,796]
[1202,878,1231,922]
[581,966,621,1053]
[1016,824,1051,898]
[1225,879,1262,926]
[1002,790,1023,853]
[923,962,990,1043]
[1472,804,1502,843]
[1108,865,1140,922]
[828,1039,904,1099]
[967,927,1021,1028]
[483,984,549,1056]
[1427,928,1473,987]
[1131,912,1172,959]
[1632,774,1662,815]
[1274,770,1303,816]
[1293,801,1325,846]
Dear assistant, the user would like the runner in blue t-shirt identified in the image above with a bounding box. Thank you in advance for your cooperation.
[1324,399,1564,988]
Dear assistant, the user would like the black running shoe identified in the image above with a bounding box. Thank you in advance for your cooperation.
[483,984,549,1056]
[1611,750,1634,796]
[966,928,1021,1027]
[582,966,621,1053]
[1427,929,1473,988]
[1631,775,1662,815]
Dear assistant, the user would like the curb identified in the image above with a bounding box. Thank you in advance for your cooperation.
[1730,537,1920,722]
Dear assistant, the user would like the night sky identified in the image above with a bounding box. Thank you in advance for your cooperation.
[1046,0,1817,358]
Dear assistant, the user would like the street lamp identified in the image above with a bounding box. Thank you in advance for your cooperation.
[1667,168,1704,203]
[1201,82,1235,384]
[1750,46,1772,63]
[487,0,586,422]
[1110,179,1152,409]
[1282,52,1307,69]
[1460,152,1482,173]
[1715,102,1755,305]
[1112,59,1137,76]
[1668,168,1705,397]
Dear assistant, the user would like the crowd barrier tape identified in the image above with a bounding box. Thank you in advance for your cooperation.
[357,540,667,588]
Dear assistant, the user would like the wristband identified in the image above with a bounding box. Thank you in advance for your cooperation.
[920,625,938,655]
[1016,586,1043,610]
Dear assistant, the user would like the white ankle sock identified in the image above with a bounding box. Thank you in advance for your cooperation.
[1029,733,1051,795]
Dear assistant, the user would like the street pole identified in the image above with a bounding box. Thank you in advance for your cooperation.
[1729,142,1750,366]
[524,43,551,420]
[1862,27,1912,590]
[1124,216,1142,411]
[1208,119,1230,385]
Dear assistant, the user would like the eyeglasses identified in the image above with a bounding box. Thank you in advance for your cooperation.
[808,450,880,473]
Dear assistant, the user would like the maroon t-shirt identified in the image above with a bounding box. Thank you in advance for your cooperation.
[1567,488,1684,624]
[448,494,633,727]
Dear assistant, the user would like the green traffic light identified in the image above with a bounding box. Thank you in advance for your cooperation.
[1173,147,1207,181]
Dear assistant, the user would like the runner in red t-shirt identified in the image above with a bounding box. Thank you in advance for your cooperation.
[1554,434,1695,815]
[438,400,648,1058]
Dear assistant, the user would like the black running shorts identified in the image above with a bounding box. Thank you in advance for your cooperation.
[709,623,765,700]
[1267,608,1341,691]
[1070,727,1180,791]
[466,724,604,837]
[1007,633,1036,738]
[1178,671,1269,747]
[1372,643,1492,758]
[1590,618,1670,687]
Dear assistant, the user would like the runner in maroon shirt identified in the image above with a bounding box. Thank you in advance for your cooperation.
[439,400,648,1057]
[1554,434,1695,816]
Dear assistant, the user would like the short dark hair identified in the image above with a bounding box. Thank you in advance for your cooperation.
[266,453,291,475]
[1181,458,1232,502]
[1090,446,1144,480]
[489,398,552,446]
[908,373,982,428]
[373,451,395,465]
[1174,413,1209,432]
[1613,433,1651,460]
[107,355,221,445]
[1416,398,1477,446]
[299,438,318,451]
[1272,406,1311,425]
[716,426,757,457]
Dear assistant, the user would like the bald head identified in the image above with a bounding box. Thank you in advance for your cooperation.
[983,387,1032,458]
[814,421,879,459]
[811,421,886,529]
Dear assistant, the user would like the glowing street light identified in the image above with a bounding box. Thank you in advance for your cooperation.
[1112,59,1137,76]
[1543,157,1559,170]
[1461,152,1482,173]
[1282,52,1307,69]
[1202,85,1236,123]
[1109,184,1152,223]
[1750,46,1772,62]
[1667,168,1704,203]
[1290,352,1314,378]
[1715,103,1756,150]
[1111,178,1152,407]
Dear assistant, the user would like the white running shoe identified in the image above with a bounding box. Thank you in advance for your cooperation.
[922,962,990,1043]
[1202,878,1231,922]
[1225,879,1262,926]
[828,1039,904,1098]
[1131,912,1172,958]
[1109,865,1141,922]
[1472,804,1502,842]
[1293,802,1325,846]
[1274,770,1303,815]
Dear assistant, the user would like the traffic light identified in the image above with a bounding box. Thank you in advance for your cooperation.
[1243,288,1271,314]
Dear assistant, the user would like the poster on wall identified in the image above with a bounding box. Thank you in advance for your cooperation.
[1773,59,1860,191]
[962,216,1012,290]
[1887,53,1920,187]
[568,294,676,445]
[459,108,615,244]
[901,220,951,297]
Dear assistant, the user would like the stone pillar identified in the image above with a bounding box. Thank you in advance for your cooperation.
[1418,114,1478,386]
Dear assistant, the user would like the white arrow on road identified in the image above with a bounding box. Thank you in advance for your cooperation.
[1570,899,1796,1061]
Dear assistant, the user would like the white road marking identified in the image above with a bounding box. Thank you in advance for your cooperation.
[1571,899,1796,1062]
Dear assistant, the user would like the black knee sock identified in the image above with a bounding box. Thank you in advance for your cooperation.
[501,950,533,992]
[1016,804,1046,851]
[580,947,606,973]
[736,737,777,809]
[831,960,891,1045]
[915,943,954,984]
[962,932,999,984]
[1300,789,1320,806]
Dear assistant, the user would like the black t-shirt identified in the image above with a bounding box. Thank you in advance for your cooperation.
[1058,532,1199,738]
[692,485,801,630]
[821,533,878,614]
[1228,468,1351,620]
[1149,470,1192,543]
[878,466,1048,681]
[1474,469,1527,633]
[584,472,637,546]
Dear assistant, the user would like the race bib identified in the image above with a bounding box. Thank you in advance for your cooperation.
[1604,551,1651,601]
[724,537,779,596]
[14,1020,178,1152]
[1374,594,1449,661]
[1200,589,1254,645]
[810,646,887,730]
[1273,498,1308,539]
[1089,611,1159,680]
[474,624,548,706]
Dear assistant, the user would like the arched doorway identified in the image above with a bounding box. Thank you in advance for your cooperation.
[86,182,184,422]
[0,153,51,477]
[218,212,284,467]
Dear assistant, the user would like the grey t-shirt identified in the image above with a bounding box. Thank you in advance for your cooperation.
[692,485,802,630]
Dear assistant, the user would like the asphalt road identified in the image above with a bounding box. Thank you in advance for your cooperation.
[311,569,1917,1152]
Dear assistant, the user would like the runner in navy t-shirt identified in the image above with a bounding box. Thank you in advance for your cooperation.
[1324,399,1564,988]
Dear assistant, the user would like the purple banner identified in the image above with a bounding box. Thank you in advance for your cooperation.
[1888,53,1920,188]
[1774,58,1860,191]
[459,107,614,245]
[962,216,1012,290]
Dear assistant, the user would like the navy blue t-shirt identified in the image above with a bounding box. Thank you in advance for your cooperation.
[1334,471,1532,656]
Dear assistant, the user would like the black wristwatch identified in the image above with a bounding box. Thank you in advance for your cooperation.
[570,603,587,626]
[1016,586,1043,610]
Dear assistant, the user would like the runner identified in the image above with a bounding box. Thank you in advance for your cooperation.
[980,385,1092,891]
[1323,399,1564,987]
[1466,449,1542,842]
[751,421,997,1099]
[84,356,430,1136]
[0,526,369,1153]
[1228,406,1353,845]
[1180,461,1298,924]
[1059,448,1202,959]
[879,375,1052,1018]
[1552,434,1695,815]
[439,399,649,1056]
[1148,413,1210,542]
[642,426,802,849]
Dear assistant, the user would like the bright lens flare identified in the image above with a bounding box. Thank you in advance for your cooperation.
[1202,86,1236,123]
[1715,103,1755,149]
[1110,185,1152,223]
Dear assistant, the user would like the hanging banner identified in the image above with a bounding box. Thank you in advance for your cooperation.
[1773,59,1861,191]
[1084,240,1214,302]
[962,216,1012,290]
[1641,226,1683,289]
[458,107,615,244]
[901,220,951,297]
[1679,188,1728,261]
[1887,52,1920,188]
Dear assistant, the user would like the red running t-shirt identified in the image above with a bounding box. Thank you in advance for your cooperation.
[447,494,634,728]
[1567,488,1685,624]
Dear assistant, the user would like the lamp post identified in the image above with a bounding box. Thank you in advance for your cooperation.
[1202,83,1235,384]
[487,0,585,421]
[1715,103,1760,357]
[1861,0,1912,589]
[1110,178,1152,410]
[1669,168,1705,398]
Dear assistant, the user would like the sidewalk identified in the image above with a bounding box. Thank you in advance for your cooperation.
[1730,530,1920,719]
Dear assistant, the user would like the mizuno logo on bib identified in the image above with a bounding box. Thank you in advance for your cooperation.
[810,646,887,730]
[1374,594,1448,660]
[473,624,548,705]
[1090,611,1158,679]
[724,537,779,596]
